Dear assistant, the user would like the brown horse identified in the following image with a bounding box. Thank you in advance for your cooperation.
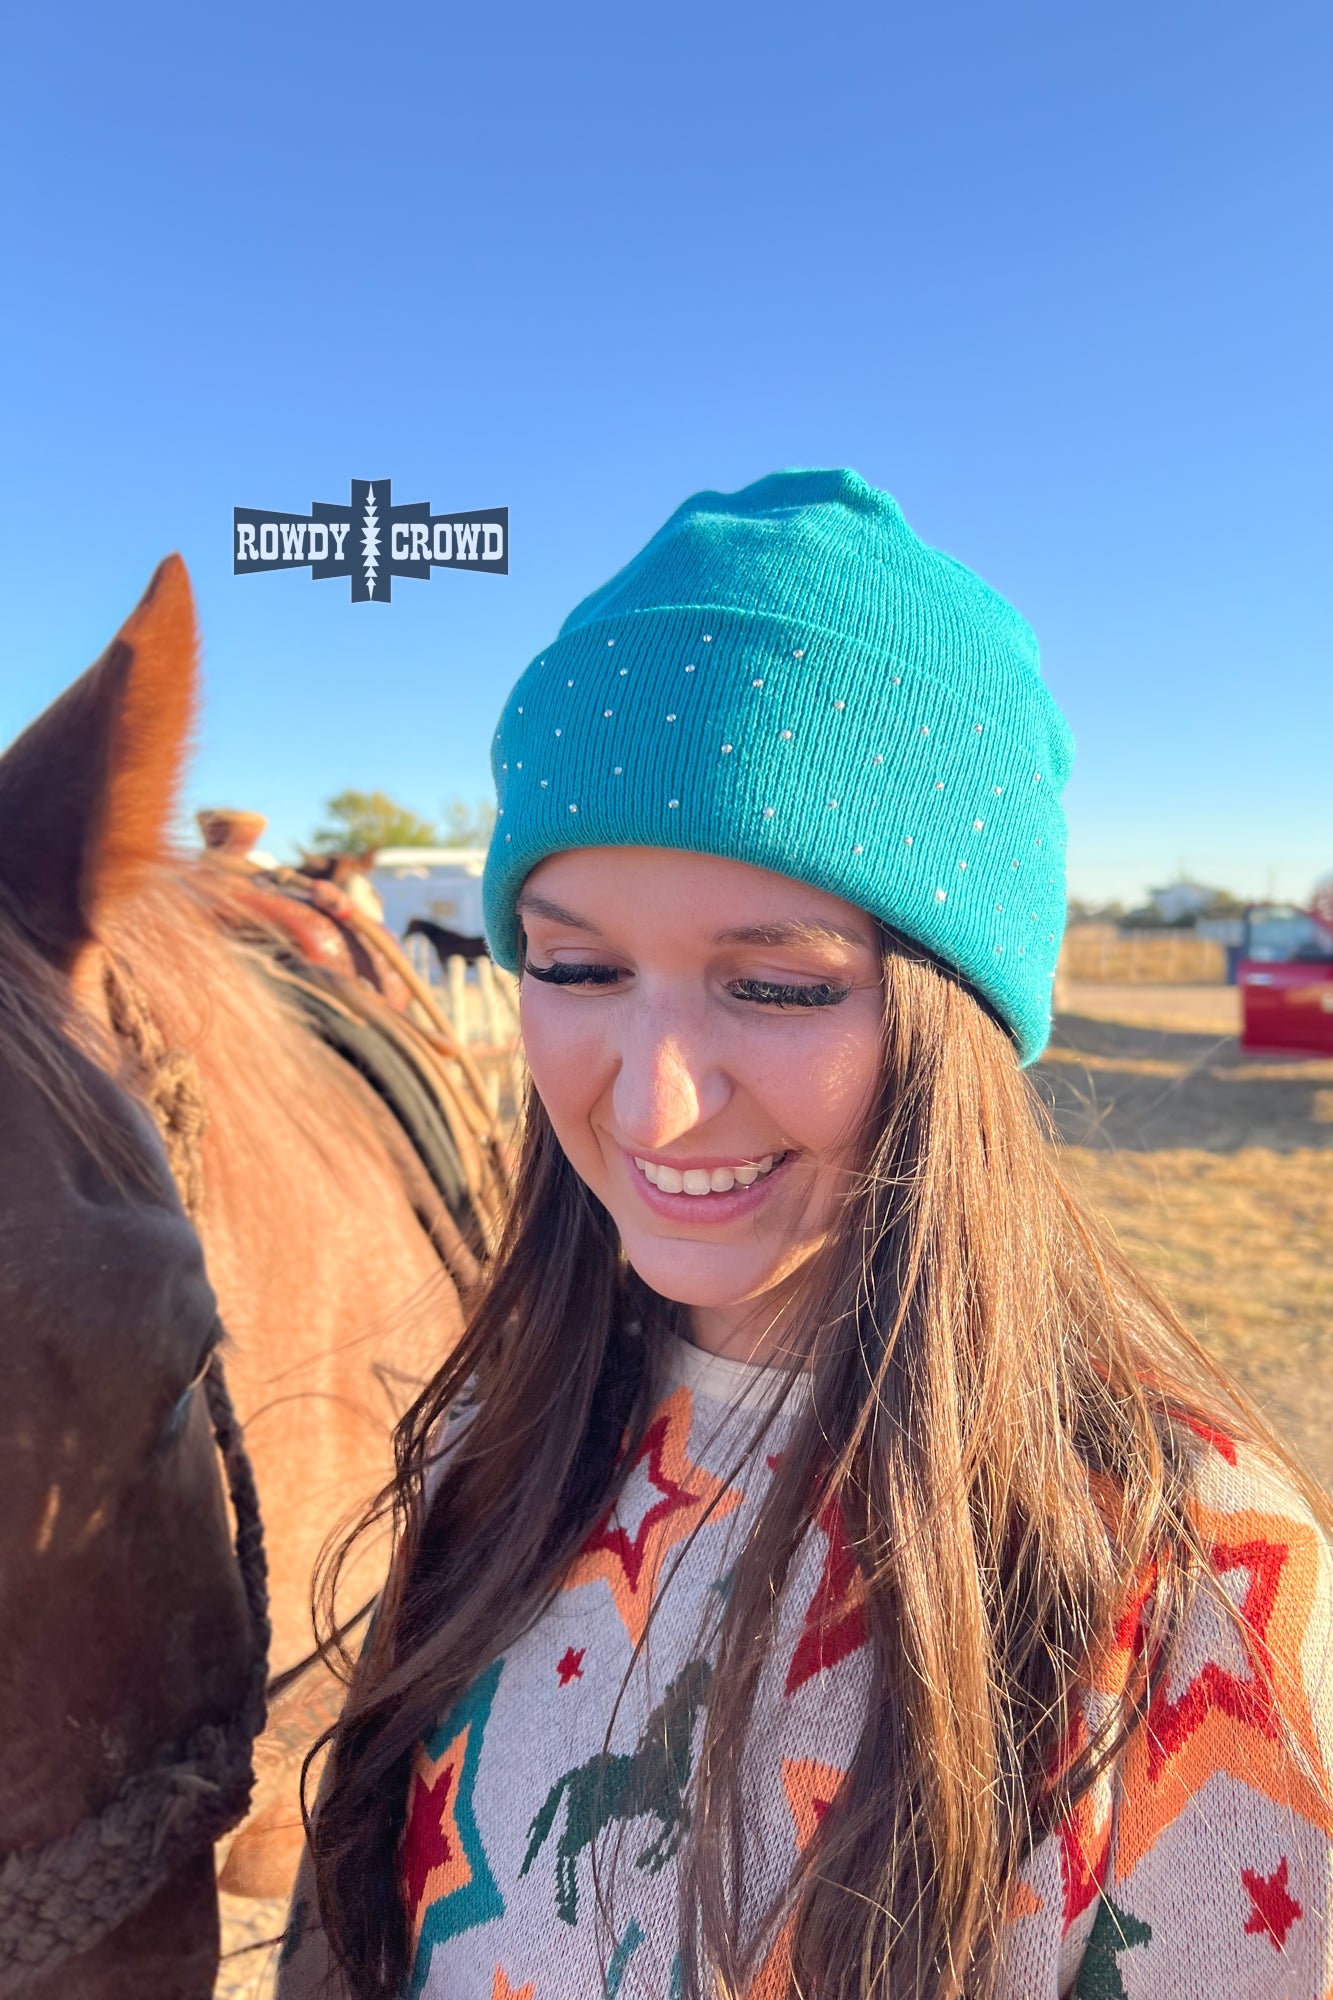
[0,559,481,1992]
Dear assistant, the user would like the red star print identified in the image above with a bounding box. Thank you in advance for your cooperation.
[1242,1856,1303,1950]
[556,1646,585,1685]
[400,1760,456,1927]
[1141,1534,1288,1783]
[1178,1412,1238,1465]
[580,1408,698,1591]
[562,1387,742,1647]
[785,1497,868,1695]
[1116,1500,1333,1878]
[1051,1712,1112,1931]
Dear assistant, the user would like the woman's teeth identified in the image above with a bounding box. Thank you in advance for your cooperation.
[632,1154,778,1195]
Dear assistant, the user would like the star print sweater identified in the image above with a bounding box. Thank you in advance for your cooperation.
[277,1337,1333,2000]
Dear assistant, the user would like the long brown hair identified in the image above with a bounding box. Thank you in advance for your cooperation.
[308,928,1326,1998]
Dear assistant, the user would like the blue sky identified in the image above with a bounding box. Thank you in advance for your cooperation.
[1,0,1329,907]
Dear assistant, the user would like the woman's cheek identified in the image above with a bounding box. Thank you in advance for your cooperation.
[519,992,609,1129]
[745,1012,881,1151]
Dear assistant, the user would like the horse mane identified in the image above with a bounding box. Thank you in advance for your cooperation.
[0,850,418,1231]
[0,885,152,1194]
[98,863,415,1239]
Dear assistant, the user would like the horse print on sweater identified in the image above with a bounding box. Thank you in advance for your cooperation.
[520,1659,712,1924]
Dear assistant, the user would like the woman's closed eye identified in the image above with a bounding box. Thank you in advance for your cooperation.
[521,959,851,1007]
[522,958,623,987]
[728,978,851,1008]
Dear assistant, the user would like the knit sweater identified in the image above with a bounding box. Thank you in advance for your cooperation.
[277,1339,1333,1999]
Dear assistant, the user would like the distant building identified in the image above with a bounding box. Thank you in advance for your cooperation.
[1148,880,1224,924]
[369,847,489,942]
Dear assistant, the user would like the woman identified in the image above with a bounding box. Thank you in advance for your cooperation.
[280,469,1333,1998]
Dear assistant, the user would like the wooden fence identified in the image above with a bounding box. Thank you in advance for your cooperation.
[404,940,526,1123]
[1059,928,1226,984]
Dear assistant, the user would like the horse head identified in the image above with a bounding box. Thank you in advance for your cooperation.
[0,559,264,1999]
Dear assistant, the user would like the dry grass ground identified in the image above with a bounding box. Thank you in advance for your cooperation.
[218,978,1333,1994]
[1041,982,1333,1488]
[1058,1148,1333,1479]
[1057,978,1241,1037]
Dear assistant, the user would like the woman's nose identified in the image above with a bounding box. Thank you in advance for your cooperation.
[610,1016,729,1151]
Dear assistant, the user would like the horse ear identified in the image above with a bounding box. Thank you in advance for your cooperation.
[0,555,198,968]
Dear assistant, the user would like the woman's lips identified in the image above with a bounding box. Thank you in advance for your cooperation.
[619,1146,793,1222]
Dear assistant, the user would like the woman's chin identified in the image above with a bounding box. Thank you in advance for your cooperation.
[618,1232,812,1318]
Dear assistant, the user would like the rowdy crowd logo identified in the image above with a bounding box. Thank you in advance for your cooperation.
[234,479,508,602]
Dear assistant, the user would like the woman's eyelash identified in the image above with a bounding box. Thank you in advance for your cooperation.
[522,958,623,986]
[521,960,849,1007]
[729,979,850,1008]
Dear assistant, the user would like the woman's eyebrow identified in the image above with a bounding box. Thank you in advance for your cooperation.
[710,919,870,950]
[514,893,604,933]
[516,901,868,949]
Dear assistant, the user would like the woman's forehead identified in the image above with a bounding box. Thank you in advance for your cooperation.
[518,847,876,946]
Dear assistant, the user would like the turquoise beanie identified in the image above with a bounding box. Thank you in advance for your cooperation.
[483,469,1073,1065]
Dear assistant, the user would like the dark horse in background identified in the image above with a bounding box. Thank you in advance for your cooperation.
[0,560,500,1996]
[403,916,489,967]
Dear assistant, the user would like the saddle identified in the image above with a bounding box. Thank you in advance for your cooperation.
[194,810,512,1256]
[196,809,412,1009]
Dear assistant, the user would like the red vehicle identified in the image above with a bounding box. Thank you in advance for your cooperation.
[1238,891,1333,1056]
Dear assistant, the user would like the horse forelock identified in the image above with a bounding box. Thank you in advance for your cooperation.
[0,889,153,1197]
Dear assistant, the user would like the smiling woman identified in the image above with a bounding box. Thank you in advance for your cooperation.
[516,849,885,1363]
[283,470,1333,2000]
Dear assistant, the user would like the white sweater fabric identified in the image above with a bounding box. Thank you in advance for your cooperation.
[277,1338,1333,1999]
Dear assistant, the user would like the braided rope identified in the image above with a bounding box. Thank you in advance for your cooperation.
[0,1708,258,1991]
[102,956,210,1222]
[0,962,269,1993]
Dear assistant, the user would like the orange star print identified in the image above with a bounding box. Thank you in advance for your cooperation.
[1116,1496,1333,1880]
[562,1386,742,1646]
[490,1971,536,2000]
